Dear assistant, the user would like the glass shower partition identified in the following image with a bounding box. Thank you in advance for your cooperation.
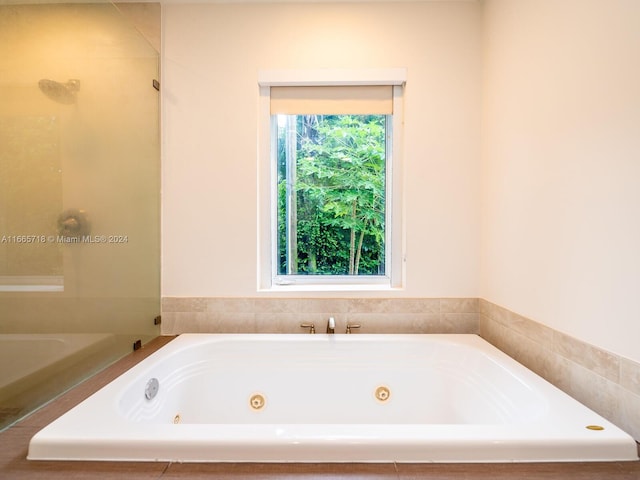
[0,2,161,431]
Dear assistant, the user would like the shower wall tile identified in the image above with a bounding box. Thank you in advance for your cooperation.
[479,299,640,442]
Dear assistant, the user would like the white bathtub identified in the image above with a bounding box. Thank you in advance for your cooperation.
[28,334,638,463]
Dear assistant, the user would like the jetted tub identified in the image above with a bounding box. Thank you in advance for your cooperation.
[28,334,638,463]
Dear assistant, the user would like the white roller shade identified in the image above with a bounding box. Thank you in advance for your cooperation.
[270,85,393,115]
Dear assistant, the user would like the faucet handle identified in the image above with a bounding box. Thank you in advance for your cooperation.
[346,323,361,334]
[300,323,315,334]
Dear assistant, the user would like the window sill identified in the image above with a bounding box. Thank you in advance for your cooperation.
[258,283,404,294]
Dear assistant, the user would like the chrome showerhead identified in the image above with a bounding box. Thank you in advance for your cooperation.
[38,79,80,105]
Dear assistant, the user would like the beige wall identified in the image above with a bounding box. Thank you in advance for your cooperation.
[161,1,482,298]
[162,0,640,363]
[161,0,640,439]
[481,0,640,363]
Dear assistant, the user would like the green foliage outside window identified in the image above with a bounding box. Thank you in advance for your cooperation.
[277,114,386,276]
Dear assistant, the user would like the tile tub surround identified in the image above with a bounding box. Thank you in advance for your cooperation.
[161,297,480,335]
[479,299,640,443]
[1,337,638,478]
[162,296,640,443]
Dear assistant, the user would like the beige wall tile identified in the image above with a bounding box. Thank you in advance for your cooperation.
[418,298,442,314]
[161,297,206,313]
[206,297,255,314]
[620,357,640,396]
[440,298,479,313]
[163,297,475,334]
[299,298,352,314]
[160,312,177,334]
[253,298,303,314]
[397,298,441,314]
[478,298,492,316]
[549,357,618,420]
[254,313,326,333]
[617,387,640,440]
[346,298,440,314]
[480,300,511,325]
[345,298,389,313]
[480,299,640,441]
[553,330,620,384]
[507,311,554,346]
[204,312,256,332]
[161,312,206,334]
[344,313,441,333]
[481,302,552,345]
[478,313,506,351]
[440,313,479,334]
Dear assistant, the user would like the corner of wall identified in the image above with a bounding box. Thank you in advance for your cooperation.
[479,299,640,442]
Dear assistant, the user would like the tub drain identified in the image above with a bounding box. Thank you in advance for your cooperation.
[144,378,159,400]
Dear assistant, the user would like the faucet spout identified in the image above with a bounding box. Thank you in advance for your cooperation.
[326,317,335,334]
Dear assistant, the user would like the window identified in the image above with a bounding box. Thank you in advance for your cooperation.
[258,70,405,290]
[276,112,387,277]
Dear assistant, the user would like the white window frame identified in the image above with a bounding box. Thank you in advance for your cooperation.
[257,69,406,291]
